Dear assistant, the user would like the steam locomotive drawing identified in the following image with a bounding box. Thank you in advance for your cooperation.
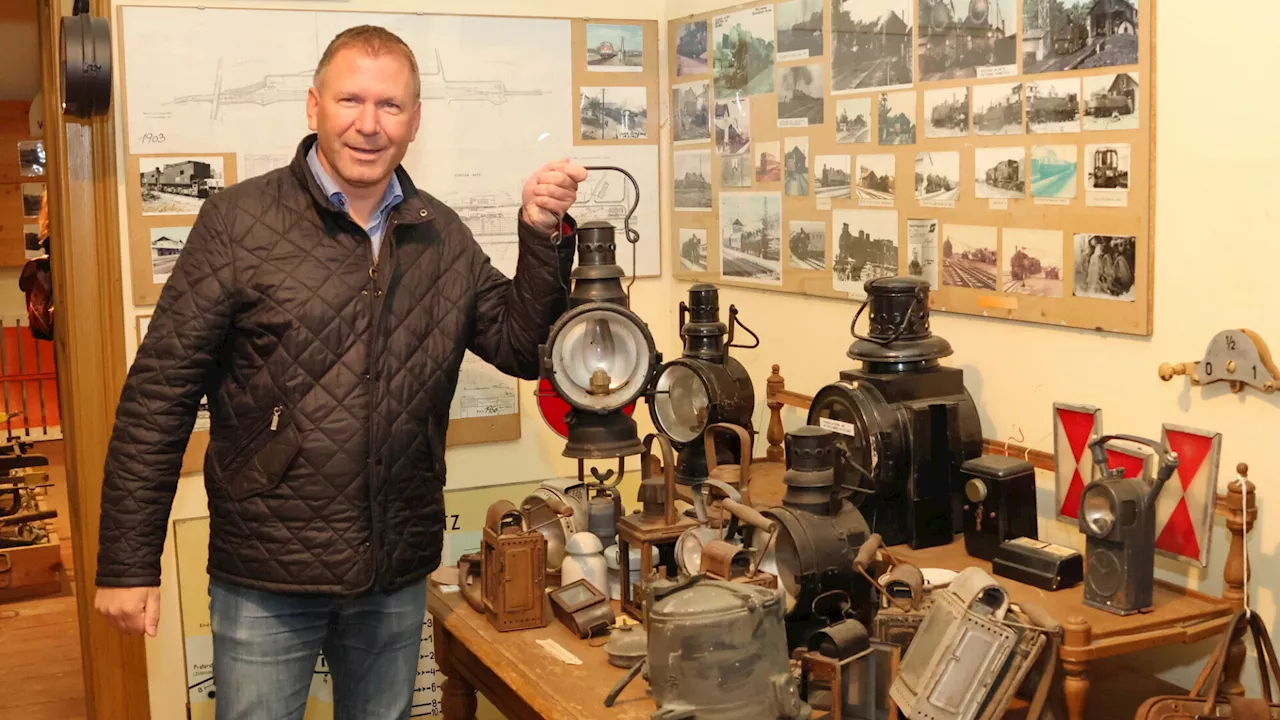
[833,222,895,281]
[1008,246,1041,281]
[141,160,221,199]
[973,88,1021,132]
[1027,89,1078,124]
[918,0,1017,79]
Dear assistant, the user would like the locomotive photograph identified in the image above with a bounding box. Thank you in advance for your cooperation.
[756,141,781,182]
[1083,71,1139,131]
[1086,142,1130,191]
[23,224,40,259]
[585,23,644,72]
[856,153,896,203]
[672,81,711,144]
[831,0,914,93]
[1026,78,1080,134]
[580,86,648,140]
[679,227,709,271]
[815,155,852,199]
[789,220,827,270]
[18,140,44,177]
[941,224,998,289]
[832,208,899,298]
[975,146,1026,198]
[778,64,825,127]
[924,87,970,139]
[714,98,751,155]
[776,0,824,60]
[918,0,1018,81]
[1022,0,1139,75]
[835,97,872,143]
[879,91,917,145]
[713,5,776,99]
[150,226,192,285]
[916,151,960,203]
[673,149,713,211]
[908,218,939,290]
[21,183,42,217]
[1073,233,1136,301]
[676,19,709,76]
[784,136,811,197]
[1030,144,1078,199]
[1003,227,1064,298]
[138,156,225,215]
[972,82,1023,136]
[719,191,783,284]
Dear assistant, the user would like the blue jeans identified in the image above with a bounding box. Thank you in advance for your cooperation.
[209,577,426,720]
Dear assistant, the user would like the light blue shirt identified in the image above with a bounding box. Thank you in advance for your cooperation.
[307,144,403,260]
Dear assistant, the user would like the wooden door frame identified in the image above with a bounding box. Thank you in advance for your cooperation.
[36,0,152,717]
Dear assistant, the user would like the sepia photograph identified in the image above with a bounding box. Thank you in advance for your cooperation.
[907,218,939,290]
[832,0,913,93]
[975,146,1026,198]
[924,87,970,139]
[676,20,710,76]
[1083,72,1139,131]
[814,155,852,199]
[674,149,713,211]
[833,209,899,298]
[580,86,648,140]
[972,82,1023,136]
[672,81,711,144]
[1022,0,1139,75]
[586,24,644,72]
[21,183,42,218]
[778,64,825,127]
[1073,234,1136,301]
[139,156,224,215]
[915,152,960,203]
[18,140,44,177]
[1003,227,1064,298]
[720,191,783,285]
[1085,143,1130,191]
[715,98,751,155]
[150,226,192,285]
[919,0,1017,81]
[784,136,811,197]
[789,220,827,270]
[679,227,709,271]
[942,224,998,290]
[756,141,781,183]
[1026,78,1081,134]
[714,5,777,99]
[23,224,41,259]
[1030,145,1078,199]
[721,151,752,189]
[878,91,916,145]
[856,154,896,203]
[836,97,872,144]
[777,0,824,60]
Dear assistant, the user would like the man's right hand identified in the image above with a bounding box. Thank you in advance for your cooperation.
[94,586,162,637]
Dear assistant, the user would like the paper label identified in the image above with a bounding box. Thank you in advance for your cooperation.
[988,198,1009,210]
[817,197,832,210]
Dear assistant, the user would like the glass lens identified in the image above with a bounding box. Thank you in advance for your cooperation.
[551,307,653,411]
[653,364,710,443]
[1082,487,1115,536]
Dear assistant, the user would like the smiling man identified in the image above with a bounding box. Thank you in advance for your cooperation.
[92,25,586,720]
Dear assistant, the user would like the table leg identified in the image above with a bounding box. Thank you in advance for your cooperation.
[1061,617,1092,720]
[434,620,478,720]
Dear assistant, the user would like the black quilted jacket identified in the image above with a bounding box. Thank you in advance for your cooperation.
[96,134,576,596]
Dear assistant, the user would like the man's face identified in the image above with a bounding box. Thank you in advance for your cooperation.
[307,47,420,191]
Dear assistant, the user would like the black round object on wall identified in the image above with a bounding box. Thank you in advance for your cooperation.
[60,2,113,119]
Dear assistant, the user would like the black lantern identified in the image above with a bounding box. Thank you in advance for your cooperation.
[807,276,983,549]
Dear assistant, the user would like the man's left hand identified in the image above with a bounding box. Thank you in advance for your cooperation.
[521,159,588,233]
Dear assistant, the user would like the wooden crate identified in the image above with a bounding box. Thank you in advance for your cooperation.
[0,476,64,602]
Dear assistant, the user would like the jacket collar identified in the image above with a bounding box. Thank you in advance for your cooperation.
[290,134,433,227]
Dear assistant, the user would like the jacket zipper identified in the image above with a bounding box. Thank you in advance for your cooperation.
[224,404,284,474]
[366,216,396,588]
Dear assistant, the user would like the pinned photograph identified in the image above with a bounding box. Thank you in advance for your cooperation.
[1026,78,1080,134]
[789,220,827,270]
[836,97,872,144]
[672,81,711,145]
[776,0,824,60]
[915,152,960,204]
[878,92,916,145]
[1073,234,1136,301]
[1085,143,1130,206]
[580,86,648,140]
[586,24,644,72]
[907,218,939,290]
[679,228,709,271]
[21,183,43,218]
[721,151,752,189]
[784,136,810,197]
[23,224,41,259]
[714,98,751,155]
[831,0,913,93]
[676,20,710,76]
[1031,145,1078,199]
[755,141,781,183]
[674,149,713,211]
[833,209,899,298]
[18,140,44,177]
[150,226,192,285]
[719,192,783,285]
[778,64,825,127]
[1083,72,1139,131]
[941,224,998,290]
[815,155,852,199]
[975,146,1026,198]
[918,0,1017,81]
[139,156,224,216]
[924,87,969,139]
[972,82,1023,136]
[713,5,777,99]
[1003,227,1064,298]
[856,154,896,204]
[1022,0,1139,75]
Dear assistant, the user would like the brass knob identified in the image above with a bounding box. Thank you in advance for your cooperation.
[965,479,987,503]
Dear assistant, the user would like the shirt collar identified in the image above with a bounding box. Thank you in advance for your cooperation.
[306,143,403,216]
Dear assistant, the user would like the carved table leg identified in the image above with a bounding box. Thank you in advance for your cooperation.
[433,620,477,720]
[1062,616,1092,720]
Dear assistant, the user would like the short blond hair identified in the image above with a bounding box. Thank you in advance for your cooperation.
[314,25,420,99]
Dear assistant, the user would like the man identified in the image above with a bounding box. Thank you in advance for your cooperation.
[93,25,587,720]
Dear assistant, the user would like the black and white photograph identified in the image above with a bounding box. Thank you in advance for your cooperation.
[907,218,939,290]
[580,86,648,140]
[1083,72,1139,131]
[672,81,711,145]
[942,224,998,290]
[150,226,192,285]
[1085,143,1129,190]
[815,155,852,199]
[21,183,42,218]
[674,149,713,211]
[139,156,224,215]
[676,20,710,76]
[1030,145,1078,199]
[719,191,783,285]
[974,146,1026,198]
[789,220,827,270]
[713,5,777,100]
[721,151,752,189]
[715,98,751,155]
[586,24,644,72]
[915,152,960,204]
[784,136,810,197]
[777,0,824,60]
[679,227,709,271]
[778,64,825,127]
[919,0,1018,81]
[831,0,913,93]
[972,82,1023,136]
[924,87,970,139]
[1022,0,1139,75]
[756,141,781,183]
[878,91,916,145]
[1073,234,1136,301]
[1026,78,1080,134]
[836,98,872,144]
[833,208,899,298]
[18,140,44,177]
[23,224,41,259]
[1003,227,1064,298]
[856,154,896,205]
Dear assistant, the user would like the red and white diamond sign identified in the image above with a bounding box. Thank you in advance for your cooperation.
[1053,402,1102,521]
[1156,424,1221,567]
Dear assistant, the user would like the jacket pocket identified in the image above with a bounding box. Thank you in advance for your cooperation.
[218,404,302,501]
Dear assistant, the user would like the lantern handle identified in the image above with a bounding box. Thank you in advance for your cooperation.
[642,432,678,526]
[584,165,641,298]
[1086,433,1179,505]
[848,277,919,347]
[726,305,760,351]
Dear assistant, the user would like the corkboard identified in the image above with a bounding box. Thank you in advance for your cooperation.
[668,0,1154,336]
[571,18,662,148]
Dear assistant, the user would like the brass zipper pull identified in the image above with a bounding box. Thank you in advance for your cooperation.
[270,405,282,431]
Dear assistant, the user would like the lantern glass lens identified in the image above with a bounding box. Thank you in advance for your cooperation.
[653,363,711,443]
[1082,486,1116,536]
[551,307,653,412]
